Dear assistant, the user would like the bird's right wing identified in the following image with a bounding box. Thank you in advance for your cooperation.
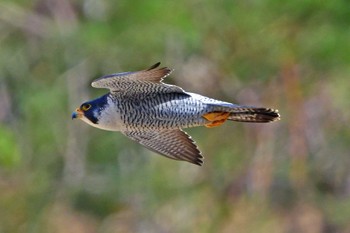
[122,129,203,166]
[91,63,186,96]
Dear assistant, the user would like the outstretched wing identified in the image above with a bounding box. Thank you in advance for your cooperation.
[91,63,185,95]
[123,129,203,166]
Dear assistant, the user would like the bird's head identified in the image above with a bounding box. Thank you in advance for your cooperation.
[72,95,108,125]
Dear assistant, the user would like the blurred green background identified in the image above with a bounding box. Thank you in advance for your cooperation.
[1,0,350,232]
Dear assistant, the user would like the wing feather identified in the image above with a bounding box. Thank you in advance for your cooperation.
[123,129,203,166]
[91,62,173,90]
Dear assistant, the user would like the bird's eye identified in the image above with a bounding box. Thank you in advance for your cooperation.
[81,104,91,111]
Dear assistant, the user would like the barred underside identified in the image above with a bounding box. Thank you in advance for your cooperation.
[112,92,209,131]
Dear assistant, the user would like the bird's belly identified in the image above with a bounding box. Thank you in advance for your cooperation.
[122,98,208,130]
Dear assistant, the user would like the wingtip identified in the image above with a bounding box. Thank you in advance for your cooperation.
[194,158,204,166]
[143,62,173,81]
[146,62,173,73]
[191,152,204,166]
[147,62,161,70]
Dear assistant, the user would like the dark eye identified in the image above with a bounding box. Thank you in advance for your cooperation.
[81,104,91,111]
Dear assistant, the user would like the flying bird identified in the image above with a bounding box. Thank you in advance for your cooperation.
[72,63,280,165]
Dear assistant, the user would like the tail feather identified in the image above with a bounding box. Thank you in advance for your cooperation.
[227,107,280,123]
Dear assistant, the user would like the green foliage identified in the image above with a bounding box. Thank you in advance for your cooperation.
[0,126,20,167]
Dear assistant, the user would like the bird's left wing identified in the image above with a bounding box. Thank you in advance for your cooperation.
[123,129,203,166]
[91,63,185,95]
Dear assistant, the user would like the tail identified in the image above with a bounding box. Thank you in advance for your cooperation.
[227,107,280,123]
[202,105,280,128]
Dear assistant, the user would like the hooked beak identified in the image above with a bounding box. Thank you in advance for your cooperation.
[72,108,83,119]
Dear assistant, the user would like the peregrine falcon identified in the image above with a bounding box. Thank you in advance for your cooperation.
[72,63,280,165]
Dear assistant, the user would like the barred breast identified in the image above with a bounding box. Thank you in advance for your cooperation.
[115,92,209,131]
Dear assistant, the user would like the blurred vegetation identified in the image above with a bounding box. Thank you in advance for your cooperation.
[0,0,350,232]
